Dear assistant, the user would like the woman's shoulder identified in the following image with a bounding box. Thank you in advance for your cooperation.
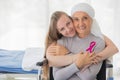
[90,34,105,47]
[57,36,75,46]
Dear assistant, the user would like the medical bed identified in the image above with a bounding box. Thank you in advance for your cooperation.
[0,48,44,80]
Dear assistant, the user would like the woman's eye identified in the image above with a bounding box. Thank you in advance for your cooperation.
[73,18,79,21]
[83,16,88,20]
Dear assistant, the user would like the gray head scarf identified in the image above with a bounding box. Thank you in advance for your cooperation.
[71,3,104,40]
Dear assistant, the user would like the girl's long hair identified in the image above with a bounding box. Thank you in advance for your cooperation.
[43,11,71,80]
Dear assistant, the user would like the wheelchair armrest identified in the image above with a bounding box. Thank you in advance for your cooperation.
[36,58,48,66]
[106,64,113,68]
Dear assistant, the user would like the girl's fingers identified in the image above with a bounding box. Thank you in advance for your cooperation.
[48,46,57,50]
[92,55,102,64]
[92,60,98,65]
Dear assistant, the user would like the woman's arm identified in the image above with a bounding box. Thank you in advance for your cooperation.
[53,63,79,80]
[53,52,95,80]
[96,35,119,61]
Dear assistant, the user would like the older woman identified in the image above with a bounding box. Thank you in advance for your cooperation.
[52,3,105,80]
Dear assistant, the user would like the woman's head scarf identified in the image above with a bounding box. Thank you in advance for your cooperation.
[71,3,104,40]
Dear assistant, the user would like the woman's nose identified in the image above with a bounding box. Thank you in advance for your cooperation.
[78,20,84,27]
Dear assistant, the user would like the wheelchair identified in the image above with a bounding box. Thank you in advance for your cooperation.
[37,59,113,80]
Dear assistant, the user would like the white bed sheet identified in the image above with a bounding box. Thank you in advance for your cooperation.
[22,47,45,71]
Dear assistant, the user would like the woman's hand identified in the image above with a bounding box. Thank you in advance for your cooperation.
[92,54,102,64]
[46,43,69,56]
[74,52,96,69]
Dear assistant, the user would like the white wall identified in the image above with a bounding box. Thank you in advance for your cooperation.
[0,0,49,50]
[1,0,118,49]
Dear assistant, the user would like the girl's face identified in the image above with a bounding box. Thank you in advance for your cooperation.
[57,15,76,37]
[72,11,92,37]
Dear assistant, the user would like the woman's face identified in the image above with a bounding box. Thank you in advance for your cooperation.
[72,11,92,37]
[57,14,76,37]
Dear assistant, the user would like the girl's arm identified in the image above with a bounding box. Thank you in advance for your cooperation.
[46,43,75,67]
[46,43,96,67]
[96,35,119,62]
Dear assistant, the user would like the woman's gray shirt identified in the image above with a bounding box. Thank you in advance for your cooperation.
[53,33,105,80]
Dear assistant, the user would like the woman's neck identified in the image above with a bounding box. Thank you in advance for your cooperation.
[78,32,90,38]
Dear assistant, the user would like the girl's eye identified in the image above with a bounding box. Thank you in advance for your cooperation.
[60,28,64,31]
[66,22,70,26]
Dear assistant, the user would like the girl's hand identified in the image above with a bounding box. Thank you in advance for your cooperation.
[47,43,69,56]
[46,43,57,55]
[92,54,102,64]
[56,44,69,55]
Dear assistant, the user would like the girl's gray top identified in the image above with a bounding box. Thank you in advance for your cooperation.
[53,33,105,80]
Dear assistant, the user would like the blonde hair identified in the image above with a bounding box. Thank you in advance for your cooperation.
[42,11,71,80]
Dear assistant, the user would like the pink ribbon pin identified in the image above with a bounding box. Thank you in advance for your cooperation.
[86,41,96,53]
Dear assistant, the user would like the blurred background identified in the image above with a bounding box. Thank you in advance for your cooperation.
[0,0,119,79]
